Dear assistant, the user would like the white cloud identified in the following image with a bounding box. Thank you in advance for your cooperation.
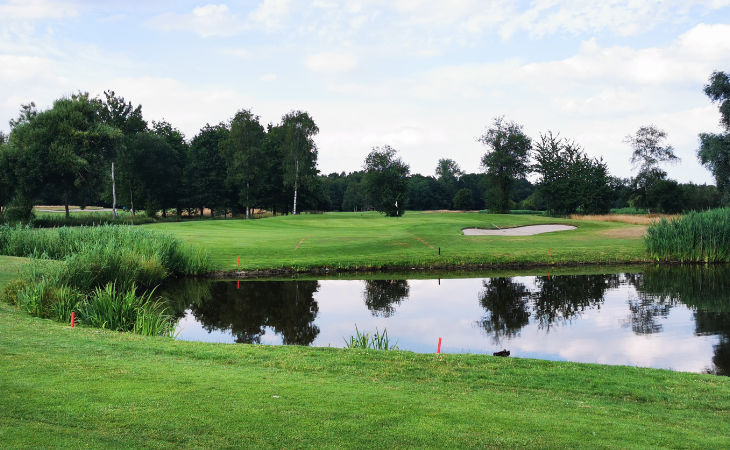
[219,47,250,58]
[0,54,54,82]
[248,0,291,30]
[306,51,358,73]
[0,0,78,21]
[149,3,246,38]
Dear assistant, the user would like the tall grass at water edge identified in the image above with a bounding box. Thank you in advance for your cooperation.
[0,225,210,336]
[645,208,730,262]
[344,325,398,350]
[0,224,210,275]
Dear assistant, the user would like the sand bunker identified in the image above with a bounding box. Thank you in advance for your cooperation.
[462,225,576,236]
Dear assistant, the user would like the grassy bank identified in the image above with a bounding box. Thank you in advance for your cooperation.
[148,211,648,271]
[1,304,728,447]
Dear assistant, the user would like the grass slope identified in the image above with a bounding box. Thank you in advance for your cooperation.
[1,304,728,448]
[0,255,27,287]
[148,212,647,271]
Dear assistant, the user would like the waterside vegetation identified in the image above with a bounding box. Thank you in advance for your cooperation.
[0,225,210,335]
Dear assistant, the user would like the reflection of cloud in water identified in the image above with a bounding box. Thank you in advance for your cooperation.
[171,269,730,374]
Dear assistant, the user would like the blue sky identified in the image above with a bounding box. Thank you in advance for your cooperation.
[2,0,730,182]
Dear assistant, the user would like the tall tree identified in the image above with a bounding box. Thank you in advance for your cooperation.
[625,125,678,212]
[8,93,121,218]
[220,110,266,218]
[128,132,179,217]
[698,71,730,204]
[99,90,147,217]
[704,71,730,131]
[280,111,319,215]
[363,145,410,217]
[478,117,532,213]
[151,120,188,217]
[533,132,611,215]
[625,125,678,173]
[187,123,230,217]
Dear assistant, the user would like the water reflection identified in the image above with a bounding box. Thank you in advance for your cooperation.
[363,280,410,317]
[532,274,618,330]
[477,278,531,342]
[164,280,320,345]
[632,266,730,375]
[159,266,730,375]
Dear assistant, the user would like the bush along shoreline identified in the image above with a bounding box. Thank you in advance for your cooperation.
[0,224,211,336]
[645,208,730,262]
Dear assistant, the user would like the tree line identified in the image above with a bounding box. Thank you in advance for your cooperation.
[1,70,728,220]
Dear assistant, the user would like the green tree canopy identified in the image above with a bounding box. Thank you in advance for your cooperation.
[280,111,319,214]
[220,110,266,218]
[533,132,611,215]
[698,71,730,205]
[704,71,730,131]
[187,123,230,216]
[8,93,122,218]
[364,145,410,217]
[478,117,532,213]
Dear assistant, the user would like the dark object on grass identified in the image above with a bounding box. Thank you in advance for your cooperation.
[493,349,510,357]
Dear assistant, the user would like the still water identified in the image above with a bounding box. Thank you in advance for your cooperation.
[160,266,730,375]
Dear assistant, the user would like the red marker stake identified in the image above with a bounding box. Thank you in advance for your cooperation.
[548,247,551,255]
[70,312,75,328]
[237,257,240,267]
[437,337,442,354]
[237,280,240,290]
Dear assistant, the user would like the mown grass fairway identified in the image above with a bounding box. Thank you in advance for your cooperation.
[147,212,647,271]
[1,304,728,448]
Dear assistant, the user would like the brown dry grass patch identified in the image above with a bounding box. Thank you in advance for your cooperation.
[570,214,680,225]
[599,226,647,239]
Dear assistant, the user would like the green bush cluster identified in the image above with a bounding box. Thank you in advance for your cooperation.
[0,225,211,336]
[645,208,730,262]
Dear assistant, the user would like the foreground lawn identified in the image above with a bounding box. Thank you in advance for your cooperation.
[1,304,728,448]
[148,212,647,271]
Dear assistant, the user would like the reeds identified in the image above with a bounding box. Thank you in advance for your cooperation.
[344,325,398,350]
[645,208,730,262]
[0,224,209,336]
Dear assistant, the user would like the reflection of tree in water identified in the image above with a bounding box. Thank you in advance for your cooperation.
[624,273,675,334]
[363,280,409,317]
[532,274,617,330]
[165,280,320,345]
[477,278,531,343]
[634,266,730,375]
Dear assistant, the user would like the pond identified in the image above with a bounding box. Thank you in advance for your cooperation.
[160,266,730,375]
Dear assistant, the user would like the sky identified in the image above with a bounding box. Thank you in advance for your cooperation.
[1,0,730,183]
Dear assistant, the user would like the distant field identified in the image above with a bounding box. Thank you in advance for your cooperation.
[146,211,648,271]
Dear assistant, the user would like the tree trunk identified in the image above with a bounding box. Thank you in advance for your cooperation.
[111,162,117,219]
[129,187,135,216]
[293,159,299,215]
[246,182,250,220]
[64,191,70,219]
